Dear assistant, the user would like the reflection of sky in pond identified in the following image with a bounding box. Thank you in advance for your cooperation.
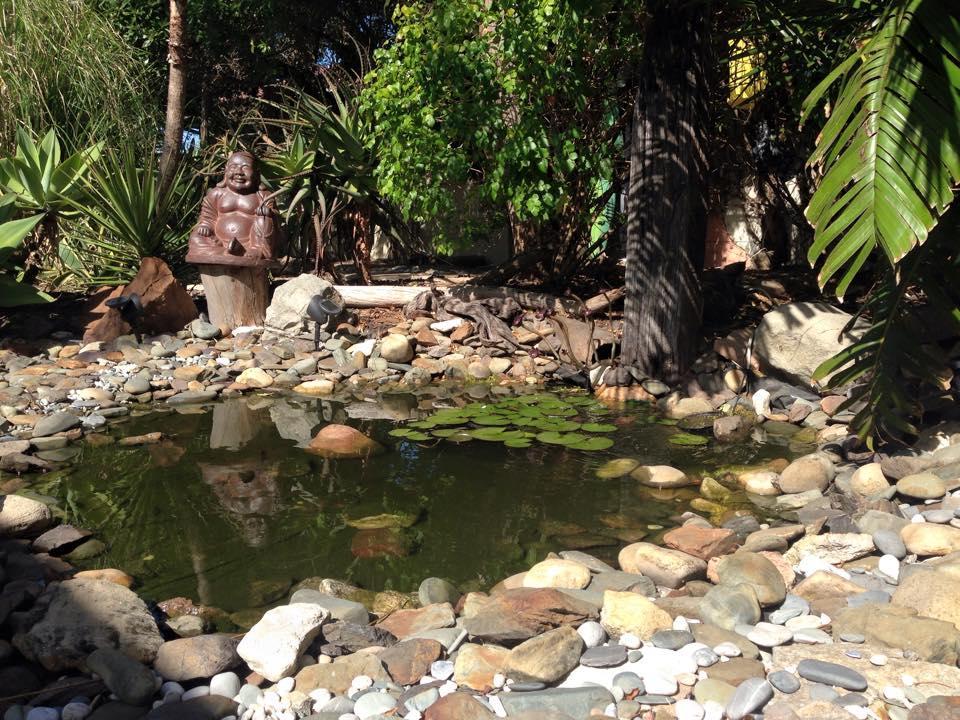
[31,392,805,614]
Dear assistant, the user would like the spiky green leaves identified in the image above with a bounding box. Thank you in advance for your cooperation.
[802,0,960,298]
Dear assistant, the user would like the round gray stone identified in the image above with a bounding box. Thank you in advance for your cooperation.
[797,659,868,691]
[768,670,800,694]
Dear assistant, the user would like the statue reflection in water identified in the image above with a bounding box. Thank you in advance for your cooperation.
[187,399,280,605]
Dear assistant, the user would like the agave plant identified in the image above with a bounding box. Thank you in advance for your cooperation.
[0,128,102,274]
[0,195,51,306]
[62,146,198,285]
[259,81,415,282]
[802,0,960,443]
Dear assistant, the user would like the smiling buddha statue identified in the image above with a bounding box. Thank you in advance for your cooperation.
[186,150,281,265]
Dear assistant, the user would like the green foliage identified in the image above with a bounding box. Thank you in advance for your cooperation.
[801,0,960,298]
[804,0,960,443]
[812,231,960,445]
[0,129,101,218]
[61,147,199,285]
[92,0,397,137]
[360,0,637,238]
[259,84,410,265]
[0,196,50,306]
[0,0,154,150]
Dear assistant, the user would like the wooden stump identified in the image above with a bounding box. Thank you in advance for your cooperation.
[198,264,269,330]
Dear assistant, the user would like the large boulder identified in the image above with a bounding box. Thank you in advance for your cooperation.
[83,257,198,343]
[752,302,865,389]
[13,579,164,671]
[265,273,344,336]
[0,495,54,537]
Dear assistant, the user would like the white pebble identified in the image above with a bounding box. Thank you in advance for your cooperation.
[902,674,915,686]
[619,633,641,649]
[910,514,926,523]
[883,686,906,703]
[846,706,870,720]
[351,674,373,691]
[438,681,457,697]
[675,698,705,720]
[714,642,741,658]
[430,660,455,681]
[603,703,617,718]
[317,654,333,664]
[488,695,506,717]
[703,701,724,720]
[309,689,332,704]
[577,621,606,648]
[870,654,888,666]
[674,616,691,632]
[404,711,422,720]
[493,672,506,688]
[276,677,295,694]
[878,555,900,581]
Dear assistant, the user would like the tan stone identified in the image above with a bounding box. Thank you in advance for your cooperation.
[237,367,273,388]
[738,470,781,496]
[454,643,509,691]
[783,533,875,565]
[850,463,889,496]
[376,603,455,640]
[424,691,495,719]
[294,652,389,694]
[663,525,740,561]
[305,424,384,459]
[831,603,960,664]
[73,568,134,588]
[600,590,673,639]
[630,465,694,489]
[896,472,947,500]
[891,570,960,628]
[792,571,866,602]
[523,559,591,590]
[712,552,786,606]
[618,542,706,589]
[504,626,583,683]
[293,379,334,396]
[902,523,960,556]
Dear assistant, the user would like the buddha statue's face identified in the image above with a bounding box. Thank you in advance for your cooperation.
[224,152,258,194]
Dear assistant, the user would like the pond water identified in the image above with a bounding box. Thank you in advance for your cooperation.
[26,387,806,615]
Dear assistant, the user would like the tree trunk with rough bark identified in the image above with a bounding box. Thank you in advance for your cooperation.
[621,1,710,381]
[159,0,187,199]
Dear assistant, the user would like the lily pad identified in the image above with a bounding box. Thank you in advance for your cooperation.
[431,428,464,438]
[444,431,474,443]
[406,431,432,441]
[388,428,413,438]
[669,432,709,446]
[470,427,508,441]
[581,423,617,433]
[504,438,533,448]
[569,436,614,451]
[473,415,512,426]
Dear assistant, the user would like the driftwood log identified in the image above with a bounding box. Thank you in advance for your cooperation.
[333,284,625,317]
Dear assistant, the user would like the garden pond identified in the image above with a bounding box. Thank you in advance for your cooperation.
[21,387,816,616]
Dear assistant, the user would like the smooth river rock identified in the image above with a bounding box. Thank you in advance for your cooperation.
[618,542,707,588]
[237,603,329,681]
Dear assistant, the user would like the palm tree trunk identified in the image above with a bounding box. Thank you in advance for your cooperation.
[621,1,710,381]
[159,0,187,199]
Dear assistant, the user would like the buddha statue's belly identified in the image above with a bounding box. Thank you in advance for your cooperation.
[215,211,255,241]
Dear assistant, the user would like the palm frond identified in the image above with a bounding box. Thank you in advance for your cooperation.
[813,227,960,446]
[802,0,960,297]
